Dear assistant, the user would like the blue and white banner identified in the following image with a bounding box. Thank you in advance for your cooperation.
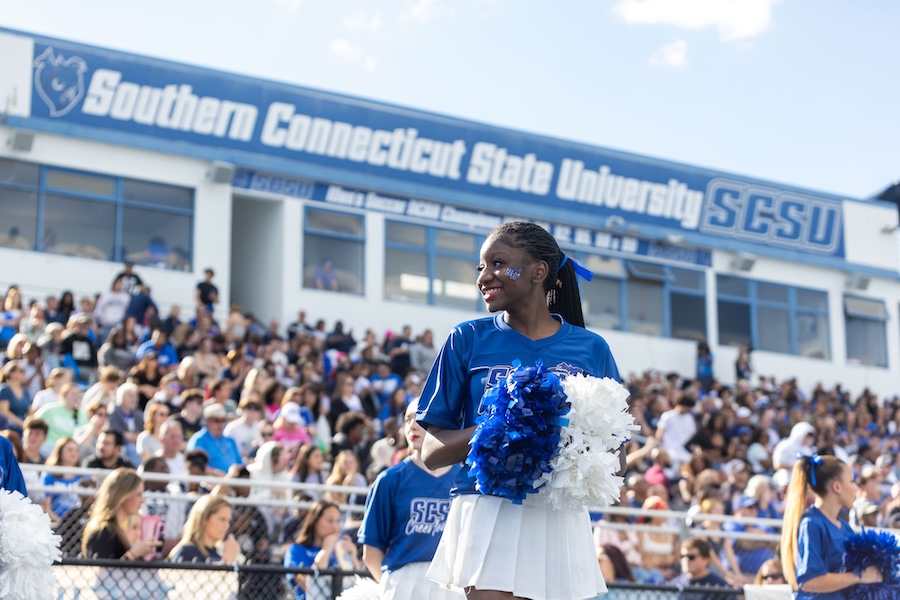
[21,33,844,259]
[233,169,713,267]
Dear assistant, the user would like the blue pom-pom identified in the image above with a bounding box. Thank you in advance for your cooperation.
[465,360,569,504]
[845,529,900,600]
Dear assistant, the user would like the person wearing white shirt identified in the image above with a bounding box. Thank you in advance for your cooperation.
[655,394,698,479]
[223,399,264,460]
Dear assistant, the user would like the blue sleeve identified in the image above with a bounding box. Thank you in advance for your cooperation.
[0,437,27,496]
[417,327,468,430]
[796,516,827,586]
[358,470,394,553]
[186,432,202,452]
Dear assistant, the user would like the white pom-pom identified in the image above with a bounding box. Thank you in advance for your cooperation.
[0,489,62,600]
[537,374,639,511]
[336,576,381,600]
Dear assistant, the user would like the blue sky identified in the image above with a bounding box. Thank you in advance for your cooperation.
[4,0,898,200]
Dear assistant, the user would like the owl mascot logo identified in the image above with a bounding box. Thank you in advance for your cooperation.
[33,47,87,117]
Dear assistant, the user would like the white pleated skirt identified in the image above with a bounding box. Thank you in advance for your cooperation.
[382,561,464,599]
[426,495,608,600]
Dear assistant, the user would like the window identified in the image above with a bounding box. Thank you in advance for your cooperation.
[716,276,830,359]
[845,296,887,367]
[302,208,364,294]
[384,221,480,309]
[580,255,706,340]
[0,159,194,269]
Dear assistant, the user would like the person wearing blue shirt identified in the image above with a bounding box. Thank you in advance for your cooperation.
[359,400,460,599]
[417,222,621,600]
[0,360,32,432]
[0,436,27,496]
[781,454,882,600]
[186,404,242,473]
[283,499,361,600]
[135,328,179,372]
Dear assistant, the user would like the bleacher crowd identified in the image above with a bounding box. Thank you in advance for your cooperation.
[2,261,899,596]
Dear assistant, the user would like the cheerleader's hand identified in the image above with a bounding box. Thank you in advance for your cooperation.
[860,566,883,584]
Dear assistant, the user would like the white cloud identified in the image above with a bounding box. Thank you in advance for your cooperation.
[341,10,383,32]
[330,38,364,62]
[273,0,303,13]
[612,0,781,41]
[648,39,689,68]
[399,0,456,23]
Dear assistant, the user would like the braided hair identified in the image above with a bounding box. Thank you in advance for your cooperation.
[489,221,586,328]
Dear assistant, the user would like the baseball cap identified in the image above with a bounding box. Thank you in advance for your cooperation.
[734,495,758,510]
[203,403,227,421]
[854,501,879,520]
[736,406,753,419]
[280,402,304,425]
[726,459,748,475]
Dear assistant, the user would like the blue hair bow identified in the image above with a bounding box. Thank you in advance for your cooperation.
[798,452,823,485]
[558,254,593,281]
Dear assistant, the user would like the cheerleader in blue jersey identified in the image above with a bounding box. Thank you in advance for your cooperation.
[358,399,461,599]
[781,454,882,600]
[417,221,622,600]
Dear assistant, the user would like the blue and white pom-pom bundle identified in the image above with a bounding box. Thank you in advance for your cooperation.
[466,360,570,504]
[0,489,62,600]
[844,528,900,600]
[466,360,638,509]
[537,372,638,511]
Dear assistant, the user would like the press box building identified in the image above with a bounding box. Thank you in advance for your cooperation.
[1,28,898,396]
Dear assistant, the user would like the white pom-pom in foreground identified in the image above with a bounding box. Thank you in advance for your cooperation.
[0,489,61,600]
[537,374,639,511]
[336,576,381,600]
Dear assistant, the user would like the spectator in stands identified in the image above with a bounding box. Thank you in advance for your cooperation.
[656,392,697,478]
[94,279,131,342]
[128,351,161,411]
[174,388,204,442]
[0,359,31,431]
[113,261,144,296]
[109,382,143,465]
[207,377,238,418]
[73,402,110,462]
[744,475,781,519]
[136,328,178,373]
[124,285,157,325]
[368,361,402,412]
[772,422,816,472]
[42,437,87,525]
[138,455,184,557]
[195,268,219,314]
[136,402,169,461]
[21,416,48,465]
[284,499,362,599]
[291,443,328,500]
[725,495,777,576]
[169,494,240,564]
[746,428,773,475]
[224,398,264,459]
[248,440,292,533]
[192,336,221,380]
[753,558,785,585]
[638,495,679,581]
[155,419,186,482]
[598,544,637,584]
[186,403,242,473]
[31,367,71,411]
[82,365,121,412]
[82,468,157,560]
[672,537,733,599]
[693,497,744,584]
[98,327,135,373]
[384,325,414,378]
[60,314,98,384]
[273,402,311,455]
[735,347,753,383]
[34,382,87,454]
[594,510,647,582]
[331,411,371,474]
[410,328,438,374]
[20,341,48,400]
[83,429,135,470]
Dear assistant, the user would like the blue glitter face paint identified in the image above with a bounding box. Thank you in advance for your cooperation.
[505,267,522,280]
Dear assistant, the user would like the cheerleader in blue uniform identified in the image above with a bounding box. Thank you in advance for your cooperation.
[359,399,461,599]
[417,221,622,600]
[781,454,882,600]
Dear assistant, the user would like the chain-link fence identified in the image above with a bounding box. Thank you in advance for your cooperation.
[54,560,749,600]
[54,558,370,599]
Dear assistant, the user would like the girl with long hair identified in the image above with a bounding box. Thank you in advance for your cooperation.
[418,221,620,599]
[41,437,85,524]
[81,468,157,560]
[781,454,882,599]
[283,499,361,600]
[168,494,240,563]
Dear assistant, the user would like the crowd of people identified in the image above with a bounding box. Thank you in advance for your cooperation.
[2,246,900,599]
